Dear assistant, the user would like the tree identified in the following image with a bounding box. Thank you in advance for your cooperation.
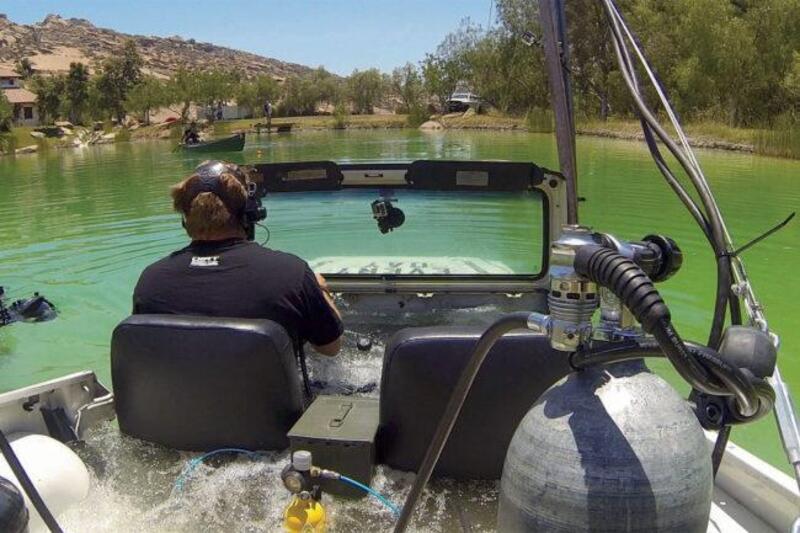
[125,77,168,124]
[165,67,201,121]
[194,69,240,120]
[30,75,65,124]
[280,68,341,116]
[391,63,424,113]
[0,91,13,132]
[95,40,143,122]
[14,58,34,80]
[347,68,384,114]
[64,62,90,124]
[235,75,280,117]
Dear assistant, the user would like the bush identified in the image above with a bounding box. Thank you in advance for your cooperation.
[754,114,800,158]
[0,133,16,154]
[333,103,348,129]
[115,127,132,142]
[525,107,554,133]
[406,105,429,128]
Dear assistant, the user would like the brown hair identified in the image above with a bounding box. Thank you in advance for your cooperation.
[170,171,248,240]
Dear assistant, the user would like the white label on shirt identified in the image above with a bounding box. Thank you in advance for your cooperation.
[190,256,220,267]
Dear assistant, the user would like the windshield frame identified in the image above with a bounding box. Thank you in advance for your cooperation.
[253,160,567,294]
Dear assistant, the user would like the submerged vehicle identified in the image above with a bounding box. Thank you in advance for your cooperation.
[180,132,246,153]
[0,1,799,532]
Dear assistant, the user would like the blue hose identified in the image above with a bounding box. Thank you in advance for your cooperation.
[339,475,400,517]
[173,448,263,492]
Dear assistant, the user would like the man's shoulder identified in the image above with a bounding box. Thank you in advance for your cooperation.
[239,243,308,269]
[138,247,190,280]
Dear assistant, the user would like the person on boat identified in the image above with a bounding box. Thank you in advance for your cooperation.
[131,160,343,357]
[182,121,200,145]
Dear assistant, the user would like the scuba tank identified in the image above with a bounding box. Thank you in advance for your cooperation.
[0,475,27,533]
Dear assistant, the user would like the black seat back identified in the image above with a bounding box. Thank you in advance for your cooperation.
[378,326,572,479]
[111,314,303,451]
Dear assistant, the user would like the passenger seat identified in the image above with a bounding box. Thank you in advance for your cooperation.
[377,326,572,479]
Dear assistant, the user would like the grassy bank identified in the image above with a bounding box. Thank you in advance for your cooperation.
[214,114,408,134]
[577,118,757,153]
[0,126,71,154]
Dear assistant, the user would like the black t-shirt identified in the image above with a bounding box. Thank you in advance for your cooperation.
[132,238,343,347]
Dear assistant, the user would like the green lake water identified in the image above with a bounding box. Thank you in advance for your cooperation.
[0,129,798,474]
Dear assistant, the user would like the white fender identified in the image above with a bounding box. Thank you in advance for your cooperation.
[0,433,90,532]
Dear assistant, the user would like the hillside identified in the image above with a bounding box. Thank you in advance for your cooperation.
[0,13,311,79]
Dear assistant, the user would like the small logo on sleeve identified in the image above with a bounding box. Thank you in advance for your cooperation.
[190,256,220,267]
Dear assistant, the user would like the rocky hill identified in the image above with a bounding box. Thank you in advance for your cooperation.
[0,13,311,79]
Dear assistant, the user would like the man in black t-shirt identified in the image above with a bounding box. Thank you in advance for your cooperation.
[133,161,343,356]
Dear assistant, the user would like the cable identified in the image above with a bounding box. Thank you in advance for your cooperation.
[393,312,532,533]
[601,0,735,348]
[0,429,63,533]
[256,222,271,246]
[173,448,263,492]
[338,475,400,516]
[297,343,312,401]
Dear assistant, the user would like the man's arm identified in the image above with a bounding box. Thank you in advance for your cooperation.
[310,273,341,356]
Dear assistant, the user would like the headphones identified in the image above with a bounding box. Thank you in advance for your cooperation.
[190,160,267,240]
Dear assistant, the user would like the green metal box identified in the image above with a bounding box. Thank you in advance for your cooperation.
[288,395,379,498]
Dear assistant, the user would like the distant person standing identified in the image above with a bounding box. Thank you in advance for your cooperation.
[263,100,273,131]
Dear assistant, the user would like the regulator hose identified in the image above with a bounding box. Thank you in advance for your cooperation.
[569,339,774,423]
[393,311,532,533]
[574,245,767,419]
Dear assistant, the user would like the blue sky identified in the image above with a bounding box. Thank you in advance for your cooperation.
[3,0,496,75]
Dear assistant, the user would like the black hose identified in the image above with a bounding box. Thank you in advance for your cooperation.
[0,428,63,533]
[574,245,766,418]
[571,336,773,417]
[393,311,532,533]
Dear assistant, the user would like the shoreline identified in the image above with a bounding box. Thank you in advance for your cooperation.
[1,114,763,158]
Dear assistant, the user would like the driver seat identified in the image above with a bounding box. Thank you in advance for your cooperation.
[111,314,304,451]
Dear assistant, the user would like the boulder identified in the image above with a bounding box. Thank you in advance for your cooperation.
[54,120,74,128]
[29,131,46,139]
[419,120,444,131]
[15,145,38,154]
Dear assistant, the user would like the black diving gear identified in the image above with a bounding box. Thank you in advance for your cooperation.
[0,287,57,327]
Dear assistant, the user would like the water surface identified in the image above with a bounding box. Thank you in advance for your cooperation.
[0,129,798,479]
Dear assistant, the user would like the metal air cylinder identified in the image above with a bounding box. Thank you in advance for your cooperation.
[498,361,712,532]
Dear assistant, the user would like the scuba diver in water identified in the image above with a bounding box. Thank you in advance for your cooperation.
[181,121,200,145]
[132,160,343,357]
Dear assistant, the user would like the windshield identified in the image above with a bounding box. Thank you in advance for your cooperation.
[263,189,545,276]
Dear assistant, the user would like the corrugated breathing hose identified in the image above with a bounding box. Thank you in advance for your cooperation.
[574,245,770,420]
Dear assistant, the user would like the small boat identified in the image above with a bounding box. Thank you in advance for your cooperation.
[181,132,245,153]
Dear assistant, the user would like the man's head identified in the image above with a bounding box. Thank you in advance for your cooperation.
[171,160,249,241]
